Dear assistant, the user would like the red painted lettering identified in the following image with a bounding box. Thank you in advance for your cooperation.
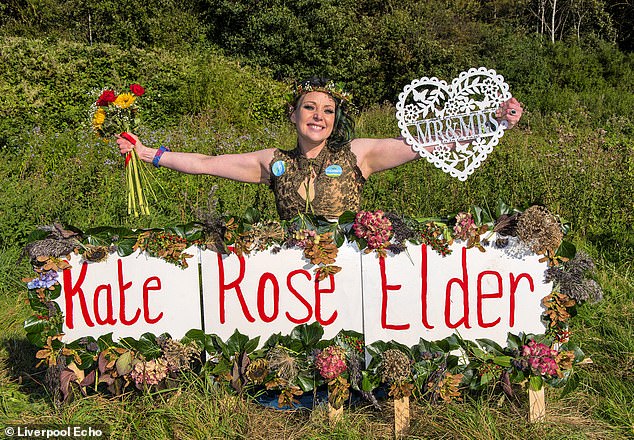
[509,273,534,326]
[143,276,163,324]
[257,272,280,323]
[93,284,117,325]
[63,263,94,329]
[217,250,255,324]
[314,274,337,326]
[420,245,434,329]
[380,256,409,330]
[445,247,471,329]
[118,259,140,326]
[286,270,313,324]
[477,271,503,328]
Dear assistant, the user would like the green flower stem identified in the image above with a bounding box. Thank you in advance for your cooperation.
[126,156,137,217]
[130,151,147,215]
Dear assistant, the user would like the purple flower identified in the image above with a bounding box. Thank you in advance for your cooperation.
[27,271,59,290]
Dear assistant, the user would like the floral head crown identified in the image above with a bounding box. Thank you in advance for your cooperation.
[293,80,353,105]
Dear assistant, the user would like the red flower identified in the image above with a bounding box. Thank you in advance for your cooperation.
[130,83,145,96]
[96,89,116,106]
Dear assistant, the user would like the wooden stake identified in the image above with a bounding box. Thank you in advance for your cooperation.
[528,388,546,422]
[394,396,410,438]
[328,403,343,424]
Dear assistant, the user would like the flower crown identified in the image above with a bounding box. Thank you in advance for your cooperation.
[294,80,353,104]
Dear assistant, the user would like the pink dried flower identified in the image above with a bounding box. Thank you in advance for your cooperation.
[353,210,393,249]
[453,212,476,240]
[129,359,169,387]
[315,345,348,380]
[521,340,560,377]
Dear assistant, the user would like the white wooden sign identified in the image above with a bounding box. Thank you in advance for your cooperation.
[54,240,550,345]
[361,242,548,346]
[396,67,512,181]
[57,248,201,340]
[200,243,364,342]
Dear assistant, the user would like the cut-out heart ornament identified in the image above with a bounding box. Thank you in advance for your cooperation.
[396,67,512,181]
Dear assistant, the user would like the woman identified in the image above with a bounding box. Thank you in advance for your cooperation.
[117,77,522,220]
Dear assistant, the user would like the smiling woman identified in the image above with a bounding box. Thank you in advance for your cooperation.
[116,76,523,220]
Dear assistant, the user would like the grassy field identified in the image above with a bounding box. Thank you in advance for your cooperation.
[1,36,633,439]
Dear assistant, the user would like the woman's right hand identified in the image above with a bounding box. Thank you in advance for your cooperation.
[116,132,140,154]
[116,132,154,163]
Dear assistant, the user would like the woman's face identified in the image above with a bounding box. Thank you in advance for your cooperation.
[291,91,336,148]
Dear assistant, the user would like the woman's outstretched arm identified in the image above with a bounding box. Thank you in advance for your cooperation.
[116,133,275,184]
[351,97,523,178]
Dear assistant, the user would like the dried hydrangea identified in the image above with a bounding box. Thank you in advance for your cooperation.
[380,349,411,384]
[353,210,393,250]
[26,270,59,290]
[521,340,559,377]
[544,251,603,303]
[453,212,476,240]
[516,205,563,255]
[315,345,348,380]
[129,359,169,387]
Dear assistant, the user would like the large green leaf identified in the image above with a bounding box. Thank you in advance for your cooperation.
[116,238,137,256]
[556,240,577,260]
[337,211,356,225]
[495,199,513,218]
[48,283,61,300]
[97,333,115,351]
[290,322,324,351]
[492,356,512,367]
[23,315,47,338]
[296,372,317,392]
[361,370,381,392]
[115,350,134,376]
[476,338,505,355]
[243,207,261,224]
[25,228,52,243]
[506,333,524,350]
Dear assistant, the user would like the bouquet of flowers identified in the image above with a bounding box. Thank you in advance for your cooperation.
[91,84,155,217]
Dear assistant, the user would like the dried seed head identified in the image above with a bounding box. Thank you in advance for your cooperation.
[380,349,411,384]
[516,206,563,255]
[267,346,299,382]
[246,358,270,384]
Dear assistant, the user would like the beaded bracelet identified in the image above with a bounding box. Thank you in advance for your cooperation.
[152,145,170,168]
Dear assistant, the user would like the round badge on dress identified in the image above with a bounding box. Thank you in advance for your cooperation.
[325,164,342,177]
[272,160,286,177]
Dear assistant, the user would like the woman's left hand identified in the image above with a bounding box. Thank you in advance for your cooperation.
[496,97,523,129]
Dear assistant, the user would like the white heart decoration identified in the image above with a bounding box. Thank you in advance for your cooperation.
[396,67,512,181]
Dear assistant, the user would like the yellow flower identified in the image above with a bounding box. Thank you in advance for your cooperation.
[114,93,136,109]
[92,108,106,126]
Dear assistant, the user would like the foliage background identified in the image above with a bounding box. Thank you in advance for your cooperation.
[0,0,633,438]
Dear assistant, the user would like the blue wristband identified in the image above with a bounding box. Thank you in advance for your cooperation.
[152,145,170,168]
